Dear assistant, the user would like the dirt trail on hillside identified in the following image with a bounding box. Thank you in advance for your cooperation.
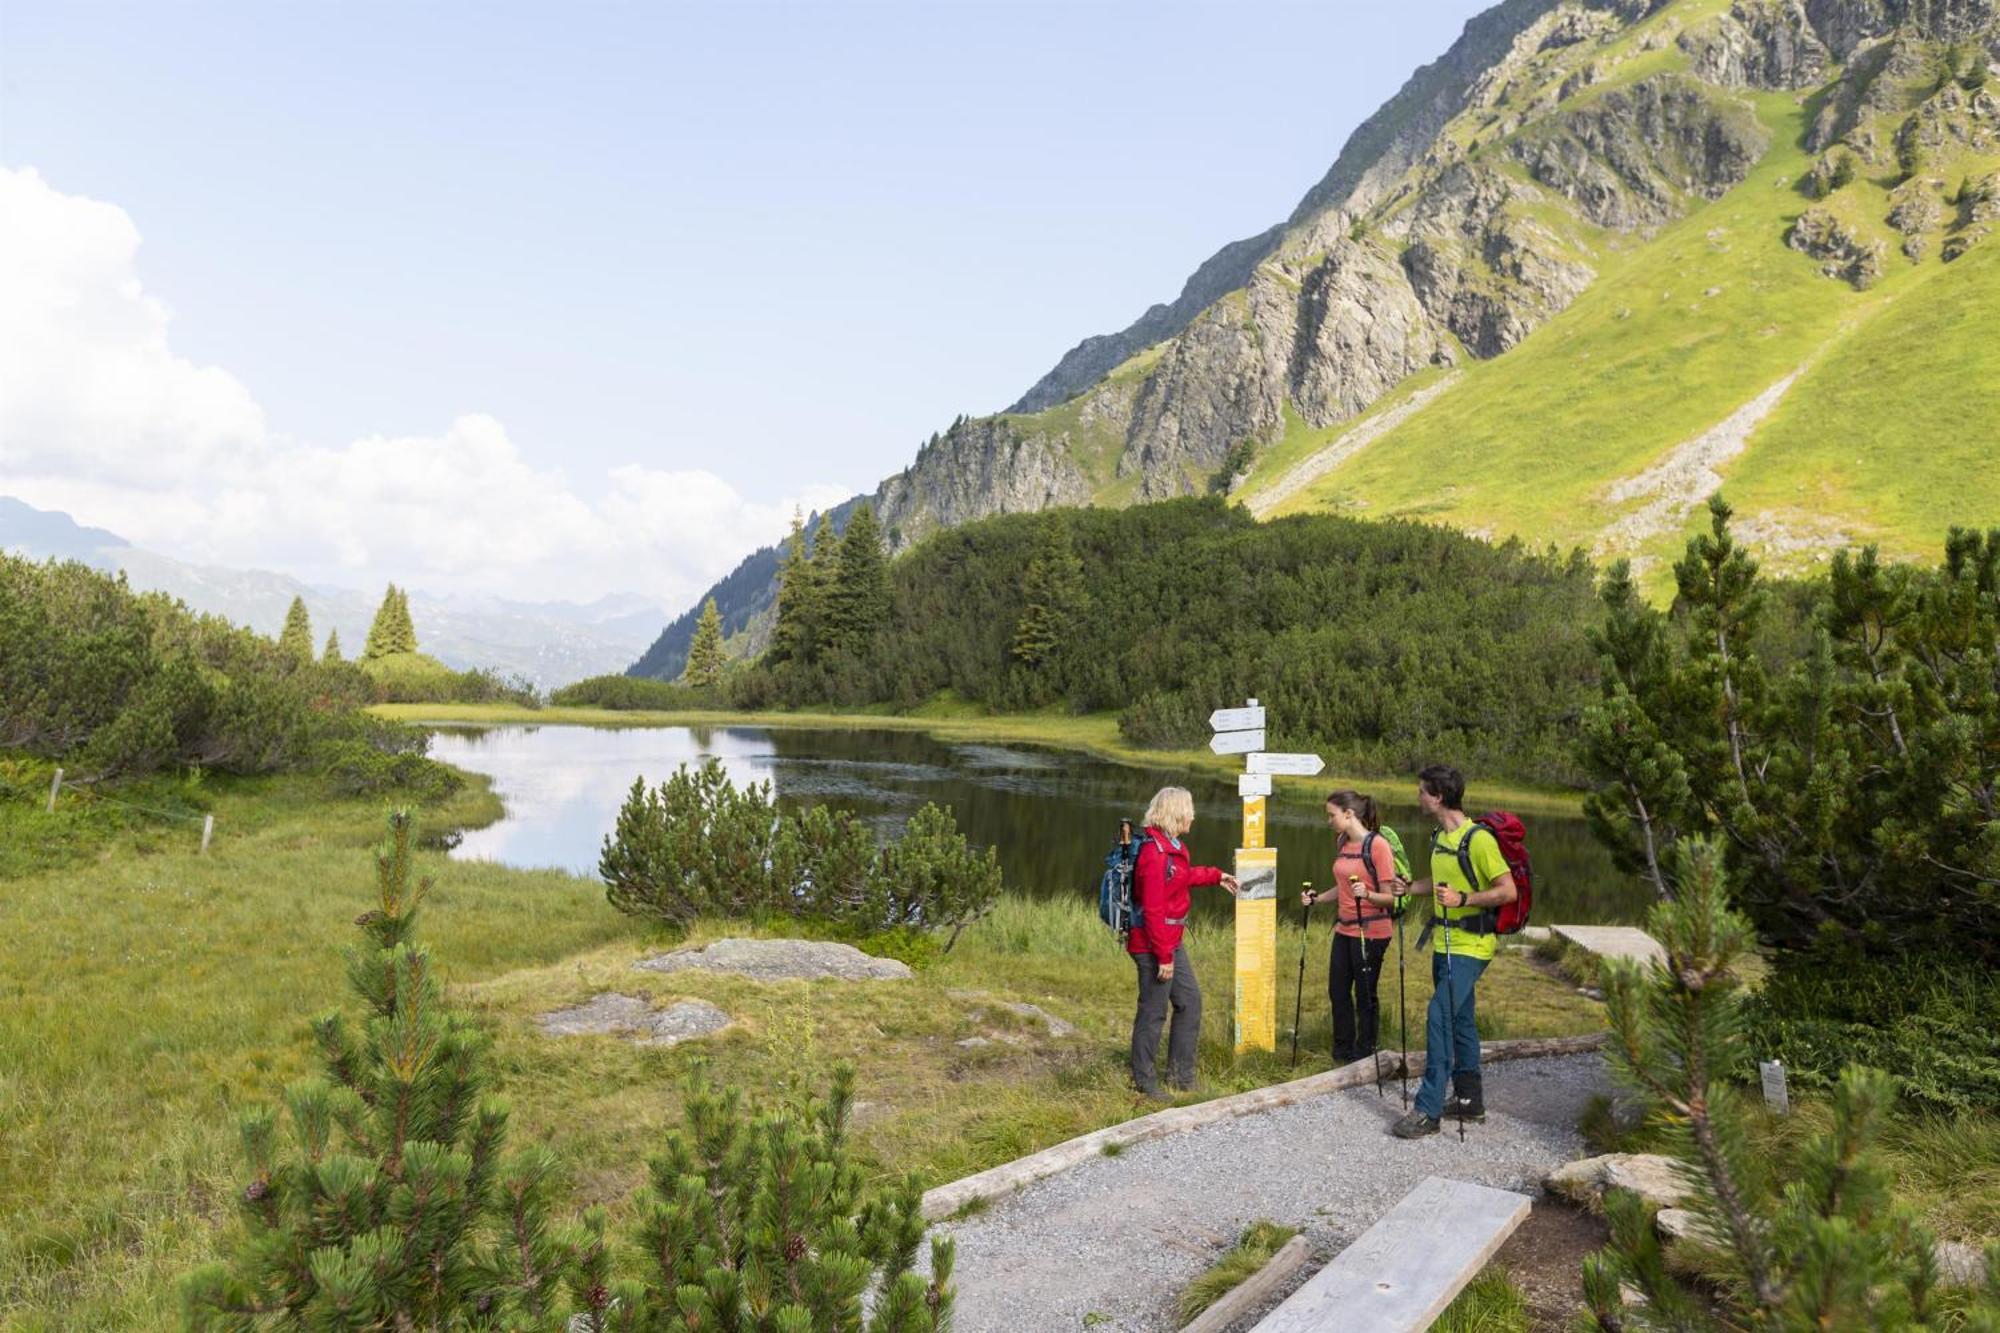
[1247,374,1461,518]
[1592,370,1801,559]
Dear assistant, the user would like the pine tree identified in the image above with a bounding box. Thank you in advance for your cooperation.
[1011,516,1088,669]
[825,504,889,658]
[1580,840,2000,1330]
[183,812,569,1328]
[684,597,726,688]
[364,585,419,658]
[321,628,342,664]
[276,596,314,666]
[771,509,820,666]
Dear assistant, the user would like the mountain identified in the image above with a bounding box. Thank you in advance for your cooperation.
[633,0,2000,676]
[0,497,662,687]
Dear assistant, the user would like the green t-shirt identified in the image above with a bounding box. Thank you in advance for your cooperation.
[1428,820,1509,962]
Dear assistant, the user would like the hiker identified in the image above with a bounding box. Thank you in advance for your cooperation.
[1128,785,1239,1098]
[1301,790,1400,1065]
[1390,764,1517,1139]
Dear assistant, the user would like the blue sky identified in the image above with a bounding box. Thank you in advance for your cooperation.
[1,0,1493,604]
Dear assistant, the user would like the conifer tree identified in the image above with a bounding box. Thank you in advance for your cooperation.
[183,812,569,1328]
[825,504,889,658]
[771,509,820,666]
[364,585,419,658]
[277,596,314,666]
[321,628,343,664]
[1011,516,1088,669]
[684,597,726,688]
[1581,840,2000,1330]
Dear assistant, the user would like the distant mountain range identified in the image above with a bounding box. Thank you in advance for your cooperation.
[0,496,662,688]
[633,0,2000,676]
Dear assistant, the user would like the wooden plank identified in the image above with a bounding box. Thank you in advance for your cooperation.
[1251,1176,1530,1333]
[1551,924,1666,968]
[920,1032,1607,1221]
[1181,1234,1313,1333]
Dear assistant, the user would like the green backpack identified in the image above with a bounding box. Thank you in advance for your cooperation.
[1358,827,1414,919]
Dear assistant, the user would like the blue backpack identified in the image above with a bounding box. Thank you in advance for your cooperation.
[1099,820,1172,937]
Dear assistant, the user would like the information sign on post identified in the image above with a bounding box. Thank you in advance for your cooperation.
[1209,729,1267,756]
[1233,847,1278,1053]
[1245,752,1328,777]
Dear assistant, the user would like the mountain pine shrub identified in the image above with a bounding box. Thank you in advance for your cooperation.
[1581,840,2000,1331]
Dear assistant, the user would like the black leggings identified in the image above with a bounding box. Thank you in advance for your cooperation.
[1329,931,1389,1061]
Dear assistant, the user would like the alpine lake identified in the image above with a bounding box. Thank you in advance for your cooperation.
[423,722,1650,926]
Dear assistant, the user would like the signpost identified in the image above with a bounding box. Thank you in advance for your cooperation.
[1208,698,1326,1055]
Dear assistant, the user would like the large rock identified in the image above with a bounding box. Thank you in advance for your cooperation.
[537,993,732,1047]
[1547,1152,1694,1209]
[1787,207,1888,288]
[634,937,914,982]
[1681,0,1831,90]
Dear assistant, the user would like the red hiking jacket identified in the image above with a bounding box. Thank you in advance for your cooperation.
[1126,826,1223,961]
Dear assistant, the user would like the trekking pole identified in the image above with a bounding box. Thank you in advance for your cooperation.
[1440,890,1465,1142]
[1396,908,1410,1108]
[1290,882,1312,1069]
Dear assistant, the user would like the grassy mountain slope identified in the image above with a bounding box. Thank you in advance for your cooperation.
[1249,38,2000,583]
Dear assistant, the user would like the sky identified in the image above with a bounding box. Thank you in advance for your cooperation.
[1,0,1494,610]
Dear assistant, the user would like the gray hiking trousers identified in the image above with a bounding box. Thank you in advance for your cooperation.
[1130,946,1200,1092]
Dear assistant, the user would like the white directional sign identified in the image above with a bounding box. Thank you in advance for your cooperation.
[1246,751,1327,776]
[1209,705,1267,733]
[1238,773,1273,798]
[1210,728,1266,756]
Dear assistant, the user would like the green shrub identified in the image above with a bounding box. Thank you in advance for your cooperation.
[318,739,465,803]
[1743,945,2000,1114]
[600,760,1001,948]
[361,650,540,707]
[550,673,719,710]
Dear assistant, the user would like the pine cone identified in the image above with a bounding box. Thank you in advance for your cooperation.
[586,1284,610,1310]
[243,1178,268,1204]
[784,1232,807,1264]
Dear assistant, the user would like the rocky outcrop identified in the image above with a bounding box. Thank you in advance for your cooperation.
[1007,0,1598,415]
[1681,0,1831,89]
[876,416,1095,553]
[1888,179,1945,257]
[1808,29,1938,151]
[634,937,915,981]
[1509,76,1770,230]
[1287,239,1444,425]
[536,994,732,1047]
[1788,206,1889,286]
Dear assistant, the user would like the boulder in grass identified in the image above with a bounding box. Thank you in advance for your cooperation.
[635,937,912,982]
[537,993,731,1047]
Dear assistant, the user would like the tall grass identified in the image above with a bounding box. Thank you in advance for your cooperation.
[1178,1220,1300,1321]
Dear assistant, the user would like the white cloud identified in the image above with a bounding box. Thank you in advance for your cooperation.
[0,165,848,608]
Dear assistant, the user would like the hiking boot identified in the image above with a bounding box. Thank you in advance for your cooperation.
[1450,1073,1486,1122]
[1391,1109,1440,1139]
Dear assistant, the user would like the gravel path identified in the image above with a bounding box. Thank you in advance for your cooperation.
[934,1053,1609,1333]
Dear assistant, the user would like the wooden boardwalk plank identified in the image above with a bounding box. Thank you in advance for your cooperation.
[1249,1176,1531,1333]
[1551,924,1666,968]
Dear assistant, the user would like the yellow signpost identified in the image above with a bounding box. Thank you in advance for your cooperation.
[1210,697,1323,1056]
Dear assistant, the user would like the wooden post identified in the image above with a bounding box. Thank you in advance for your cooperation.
[47,767,63,813]
[200,814,215,854]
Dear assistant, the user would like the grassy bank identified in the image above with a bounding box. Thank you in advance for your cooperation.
[0,768,1599,1329]
[370,701,1588,816]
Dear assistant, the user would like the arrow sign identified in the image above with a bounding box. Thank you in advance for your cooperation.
[1210,728,1266,756]
[1246,751,1326,776]
[1209,705,1266,733]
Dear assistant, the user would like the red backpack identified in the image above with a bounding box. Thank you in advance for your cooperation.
[1439,812,1533,935]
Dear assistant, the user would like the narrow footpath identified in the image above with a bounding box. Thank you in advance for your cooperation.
[936,1053,1610,1333]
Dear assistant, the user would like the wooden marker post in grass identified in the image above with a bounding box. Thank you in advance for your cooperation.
[1212,700,1324,1055]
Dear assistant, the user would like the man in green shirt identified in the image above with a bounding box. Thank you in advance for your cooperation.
[1391,764,1518,1139]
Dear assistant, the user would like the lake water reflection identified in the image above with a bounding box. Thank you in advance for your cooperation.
[425,723,1652,925]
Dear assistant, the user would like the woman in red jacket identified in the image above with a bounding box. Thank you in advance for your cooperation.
[1128,785,1239,1097]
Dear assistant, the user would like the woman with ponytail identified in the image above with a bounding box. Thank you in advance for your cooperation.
[1301,789,1402,1064]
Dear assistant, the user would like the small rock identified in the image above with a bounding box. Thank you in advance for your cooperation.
[1655,1207,1721,1244]
[1936,1240,1990,1289]
[955,1037,993,1049]
[1520,925,1552,943]
[998,1001,1076,1038]
[635,938,912,982]
[537,994,731,1048]
[1547,1152,1693,1210]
